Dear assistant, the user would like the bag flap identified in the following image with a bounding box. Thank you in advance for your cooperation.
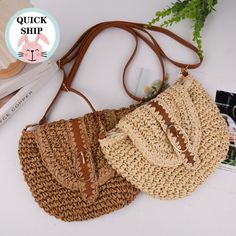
[117,78,201,169]
[34,111,118,204]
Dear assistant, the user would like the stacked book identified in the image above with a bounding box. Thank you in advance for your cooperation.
[0,1,60,126]
[0,60,59,126]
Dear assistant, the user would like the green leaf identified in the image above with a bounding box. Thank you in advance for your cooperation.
[147,0,218,56]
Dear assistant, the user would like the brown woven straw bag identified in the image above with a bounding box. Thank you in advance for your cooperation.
[18,21,202,221]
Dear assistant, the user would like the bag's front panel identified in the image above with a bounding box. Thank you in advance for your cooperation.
[18,107,139,221]
[116,78,202,168]
[100,77,229,199]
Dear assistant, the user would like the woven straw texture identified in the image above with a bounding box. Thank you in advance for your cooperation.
[99,76,229,200]
[18,107,139,221]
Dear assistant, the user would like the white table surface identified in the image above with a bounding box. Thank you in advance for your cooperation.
[1,0,236,235]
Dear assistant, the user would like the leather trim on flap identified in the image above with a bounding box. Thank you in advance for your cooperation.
[149,100,196,167]
[34,109,129,204]
[34,119,99,204]
[147,82,201,169]
[69,119,98,203]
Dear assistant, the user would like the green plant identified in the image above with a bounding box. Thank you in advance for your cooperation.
[147,0,218,57]
[144,75,169,99]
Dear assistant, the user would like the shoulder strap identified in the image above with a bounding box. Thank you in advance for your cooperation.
[38,21,202,125]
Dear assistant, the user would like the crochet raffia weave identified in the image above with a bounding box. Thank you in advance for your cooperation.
[99,76,229,199]
[18,107,139,221]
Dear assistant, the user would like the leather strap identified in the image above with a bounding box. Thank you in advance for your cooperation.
[39,21,202,125]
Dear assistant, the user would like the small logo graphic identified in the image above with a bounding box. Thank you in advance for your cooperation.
[5,8,60,63]
[18,34,49,62]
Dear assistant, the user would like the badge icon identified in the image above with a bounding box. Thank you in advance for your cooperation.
[5,8,60,63]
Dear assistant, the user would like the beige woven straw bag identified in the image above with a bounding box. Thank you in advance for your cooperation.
[99,50,229,200]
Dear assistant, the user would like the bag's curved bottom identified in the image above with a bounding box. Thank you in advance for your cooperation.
[19,130,139,221]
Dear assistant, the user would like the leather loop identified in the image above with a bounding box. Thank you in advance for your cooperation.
[39,21,203,125]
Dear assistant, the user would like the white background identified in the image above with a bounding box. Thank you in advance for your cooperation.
[0,0,236,235]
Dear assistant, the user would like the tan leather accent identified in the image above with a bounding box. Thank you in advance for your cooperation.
[70,119,98,203]
[70,119,87,151]
[149,100,195,165]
